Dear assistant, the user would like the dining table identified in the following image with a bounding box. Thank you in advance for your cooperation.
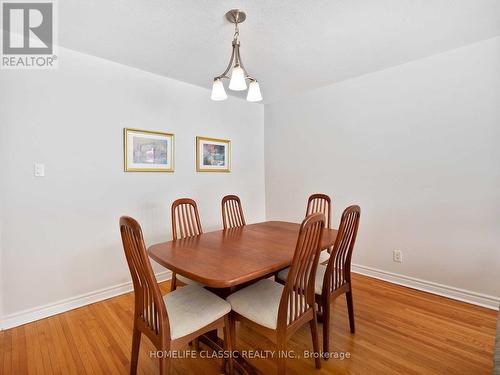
[148,220,338,374]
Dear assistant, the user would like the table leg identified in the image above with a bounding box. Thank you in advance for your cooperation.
[198,331,263,375]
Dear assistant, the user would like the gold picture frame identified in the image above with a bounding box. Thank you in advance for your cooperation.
[196,136,231,173]
[124,128,174,172]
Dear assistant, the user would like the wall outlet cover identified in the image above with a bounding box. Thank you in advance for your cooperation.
[393,250,403,263]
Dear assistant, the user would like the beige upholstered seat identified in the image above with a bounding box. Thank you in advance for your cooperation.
[176,274,203,286]
[227,279,285,329]
[164,284,231,339]
[318,249,330,264]
[277,264,327,295]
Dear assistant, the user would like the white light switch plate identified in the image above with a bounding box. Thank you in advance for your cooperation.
[34,163,45,177]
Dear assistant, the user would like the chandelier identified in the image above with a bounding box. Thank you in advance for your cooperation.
[211,9,262,102]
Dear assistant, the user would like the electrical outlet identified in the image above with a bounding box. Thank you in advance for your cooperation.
[34,163,45,177]
[393,250,403,263]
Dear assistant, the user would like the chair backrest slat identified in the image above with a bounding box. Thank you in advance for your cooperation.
[172,198,203,240]
[222,195,246,229]
[279,213,325,327]
[306,194,332,229]
[325,205,360,293]
[120,216,169,339]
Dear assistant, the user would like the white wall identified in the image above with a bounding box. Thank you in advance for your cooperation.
[0,131,3,319]
[1,37,499,327]
[0,47,265,318]
[265,37,500,300]
[0,99,6,320]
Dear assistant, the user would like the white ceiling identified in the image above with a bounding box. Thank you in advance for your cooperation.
[59,0,500,103]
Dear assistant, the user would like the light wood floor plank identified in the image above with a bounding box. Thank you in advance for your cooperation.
[1,274,497,374]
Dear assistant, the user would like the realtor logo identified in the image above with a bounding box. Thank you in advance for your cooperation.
[1,1,57,68]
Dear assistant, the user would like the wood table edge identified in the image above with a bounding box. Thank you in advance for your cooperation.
[147,221,338,288]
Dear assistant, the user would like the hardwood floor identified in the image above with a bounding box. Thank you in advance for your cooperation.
[0,274,497,374]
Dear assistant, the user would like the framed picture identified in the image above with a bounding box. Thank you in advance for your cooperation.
[196,136,231,172]
[124,128,174,172]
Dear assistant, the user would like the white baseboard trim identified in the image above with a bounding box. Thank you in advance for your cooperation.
[352,263,499,311]
[0,270,172,330]
[2,265,498,330]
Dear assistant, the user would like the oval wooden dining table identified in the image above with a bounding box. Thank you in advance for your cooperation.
[147,221,338,375]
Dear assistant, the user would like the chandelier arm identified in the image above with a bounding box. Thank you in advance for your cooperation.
[235,44,253,81]
[215,44,236,80]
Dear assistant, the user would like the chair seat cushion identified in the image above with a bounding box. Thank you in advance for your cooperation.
[227,279,284,330]
[318,249,330,264]
[164,284,230,340]
[176,274,204,287]
[277,264,327,295]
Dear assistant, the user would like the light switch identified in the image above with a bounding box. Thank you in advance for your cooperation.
[34,163,45,177]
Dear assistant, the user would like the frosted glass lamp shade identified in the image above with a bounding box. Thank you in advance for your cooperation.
[211,79,227,101]
[229,65,247,91]
[246,80,263,102]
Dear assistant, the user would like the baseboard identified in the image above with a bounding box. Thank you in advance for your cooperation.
[2,265,498,330]
[352,263,500,311]
[0,270,172,330]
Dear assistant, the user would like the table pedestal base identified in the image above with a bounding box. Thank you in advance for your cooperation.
[199,330,263,375]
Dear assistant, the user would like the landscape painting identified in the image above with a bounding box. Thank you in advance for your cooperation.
[124,128,174,172]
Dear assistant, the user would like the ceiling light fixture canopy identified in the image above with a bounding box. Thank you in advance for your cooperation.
[211,9,262,102]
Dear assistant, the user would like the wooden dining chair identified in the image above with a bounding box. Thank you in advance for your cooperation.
[316,205,360,356]
[306,193,332,264]
[227,213,325,375]
[278,205,360,357]
[170,198,203,291]
[221,195,246,229]
[119,216,233,375]
[306,194,331,228]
